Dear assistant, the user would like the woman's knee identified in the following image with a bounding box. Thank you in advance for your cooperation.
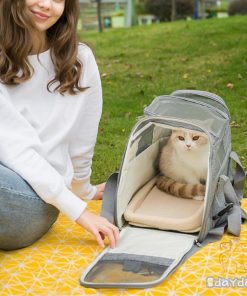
[0,176,59,251]
[0,162,38,196]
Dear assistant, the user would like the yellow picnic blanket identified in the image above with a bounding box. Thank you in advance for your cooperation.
[1,199,247,296]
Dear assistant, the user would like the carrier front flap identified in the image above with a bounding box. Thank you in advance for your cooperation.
[80,226,196,288]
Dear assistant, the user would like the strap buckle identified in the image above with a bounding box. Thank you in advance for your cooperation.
[212,203,234,220]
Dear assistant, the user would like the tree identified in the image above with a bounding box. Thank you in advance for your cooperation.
[96,0,103,32]
[171,0,177,21]
[145,0,194,22]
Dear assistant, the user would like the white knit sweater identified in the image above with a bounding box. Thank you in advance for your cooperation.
[0,44,102,221]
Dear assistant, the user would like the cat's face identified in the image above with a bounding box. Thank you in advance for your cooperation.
[170,130,208,152]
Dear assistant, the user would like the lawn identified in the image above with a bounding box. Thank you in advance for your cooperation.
[79,16,247,194]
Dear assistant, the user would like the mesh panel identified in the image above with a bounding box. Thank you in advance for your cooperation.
[145,98,227,137]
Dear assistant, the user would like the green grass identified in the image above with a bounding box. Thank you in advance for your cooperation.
[79,16,247,194]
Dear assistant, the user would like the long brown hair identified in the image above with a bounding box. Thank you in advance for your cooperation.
[0,0,87,95]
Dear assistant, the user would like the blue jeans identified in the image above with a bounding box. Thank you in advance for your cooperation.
[0,162,59,251]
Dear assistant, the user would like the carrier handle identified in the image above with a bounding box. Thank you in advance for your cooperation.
[101,172,118,225]
[230,151,246,200]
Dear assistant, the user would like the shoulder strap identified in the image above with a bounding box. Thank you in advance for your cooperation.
[101,172,118,225]
[220,175,246,236]
[230,151,246,199]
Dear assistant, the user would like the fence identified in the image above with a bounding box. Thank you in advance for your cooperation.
[79,0,136,31]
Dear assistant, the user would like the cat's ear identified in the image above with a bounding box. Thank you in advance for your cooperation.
[170,130,179,139]
[171,129,179,136]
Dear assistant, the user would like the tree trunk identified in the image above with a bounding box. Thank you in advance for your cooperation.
[201,0,206,19]
[194,0,199,19]
[97,0,103,33]
[171,0,176,21]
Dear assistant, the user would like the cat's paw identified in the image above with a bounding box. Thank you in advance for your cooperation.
[193,195,205,201]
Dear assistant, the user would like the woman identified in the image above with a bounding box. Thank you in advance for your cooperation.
[0,0,119,250]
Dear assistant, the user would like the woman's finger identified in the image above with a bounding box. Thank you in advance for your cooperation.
[104,220,120,246]
[92,228,105,248]
[100,225,116,248]
[112,225,120,245]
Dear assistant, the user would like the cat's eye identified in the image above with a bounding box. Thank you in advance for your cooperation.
[178,136,185,141]
[193,136,200,141]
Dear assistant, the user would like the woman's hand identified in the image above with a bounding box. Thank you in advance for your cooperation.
[76,210,119,248]
[92,182,105,200]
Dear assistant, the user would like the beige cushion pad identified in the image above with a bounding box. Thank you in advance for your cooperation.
[124,177,204,233]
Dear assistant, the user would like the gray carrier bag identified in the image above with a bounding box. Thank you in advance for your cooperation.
[80,90,247,288]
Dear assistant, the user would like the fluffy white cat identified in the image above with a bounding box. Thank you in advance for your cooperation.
[156,129,209,200]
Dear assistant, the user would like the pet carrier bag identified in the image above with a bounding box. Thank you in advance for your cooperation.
[80,90,247,288]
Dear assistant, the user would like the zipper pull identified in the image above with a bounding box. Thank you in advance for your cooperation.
[194,239,202,247]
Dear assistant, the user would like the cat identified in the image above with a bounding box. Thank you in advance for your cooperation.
[156,129,209,200]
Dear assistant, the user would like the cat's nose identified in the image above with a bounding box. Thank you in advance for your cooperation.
[186,144,191,148]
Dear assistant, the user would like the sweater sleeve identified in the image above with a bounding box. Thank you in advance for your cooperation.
[70,46,103,200]
[0,86,87,221]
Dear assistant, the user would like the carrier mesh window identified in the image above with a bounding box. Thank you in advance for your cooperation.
[84,253,174,284]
